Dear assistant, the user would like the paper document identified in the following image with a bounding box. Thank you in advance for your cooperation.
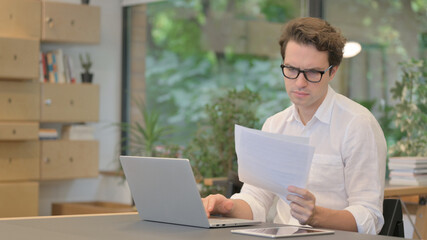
[235,125,315,201]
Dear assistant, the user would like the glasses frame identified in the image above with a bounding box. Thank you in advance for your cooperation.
[280,64,333,83]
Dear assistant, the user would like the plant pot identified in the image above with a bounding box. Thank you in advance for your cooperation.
[81,72,93,83]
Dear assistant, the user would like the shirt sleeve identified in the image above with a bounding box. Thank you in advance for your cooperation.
[231,183,275,222]
[342,115,387,234]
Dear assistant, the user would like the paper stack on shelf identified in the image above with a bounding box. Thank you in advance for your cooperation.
[389,157,427,186]
[62,124,94,140]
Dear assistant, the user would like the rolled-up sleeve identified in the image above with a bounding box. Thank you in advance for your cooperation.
[346,205,383,234]
[342,116,386,234]
[231,183,275,222]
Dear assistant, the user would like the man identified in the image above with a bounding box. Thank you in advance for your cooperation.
[202,17,386,235]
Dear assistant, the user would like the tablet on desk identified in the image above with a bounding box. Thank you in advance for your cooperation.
[231,226,334,238]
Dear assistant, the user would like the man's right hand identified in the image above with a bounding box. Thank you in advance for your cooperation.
[201,194,234,218]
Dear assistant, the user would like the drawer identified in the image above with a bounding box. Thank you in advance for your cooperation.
[0,37,40,79]
[0,122,39,140]
[0,181,39,217]
[0,141,40,181]
[42,2,100,43]
[0,0,41,39]
[0,81,40,121]
[40,83,99,122]
[40,140,99,180]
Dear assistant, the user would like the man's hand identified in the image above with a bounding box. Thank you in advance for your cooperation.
[286,185,317,225]
[202,194,234,218]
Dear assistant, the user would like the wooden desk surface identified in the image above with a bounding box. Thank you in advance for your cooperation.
[0,212,397,240]
[384,183,427,197]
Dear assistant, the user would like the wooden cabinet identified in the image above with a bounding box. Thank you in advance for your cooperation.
[0,182,39,217]
[0,0,41,39]
[0,0,101,218]
[0,141,40,181]
[40,83,99,122]
[0,122,38,140]
[0,81,40,121]
[41,2,100,44]
[40,140,99,180]
[0,37,40,79]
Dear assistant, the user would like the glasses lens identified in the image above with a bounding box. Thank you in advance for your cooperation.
[305,70,322,82]
[283,66,299,79]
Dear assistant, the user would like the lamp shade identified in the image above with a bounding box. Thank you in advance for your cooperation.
[343,41,362,58]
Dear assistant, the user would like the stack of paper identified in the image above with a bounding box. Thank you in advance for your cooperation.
[389,157,427,186]
[62,124,94,140]
[234,124,315,201]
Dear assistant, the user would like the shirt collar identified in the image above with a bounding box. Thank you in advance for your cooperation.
[313,85,335,124]
[287,85,336,125]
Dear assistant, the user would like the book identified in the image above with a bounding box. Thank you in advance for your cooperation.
[388,162,427,170]
[41,52,48,82]
[39,52,45,83]
[389,156,427,164]
[64,54,76,83]
[46,52,55,83]
[391,168,427,173]
[389,177,427,186]
[39,128,58,140]
[51,51,58,83]
[68,55,76,83]
[54,49,66,83]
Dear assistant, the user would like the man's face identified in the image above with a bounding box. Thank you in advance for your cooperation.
[283,40,337,115]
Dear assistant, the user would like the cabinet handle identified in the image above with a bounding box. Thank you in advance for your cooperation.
[70,99,74,106]
[8,98,12,104]
[46,17,54,28]
[44,158,50,164]
[9,14,13,20]
[12,129,16,135]
[9,158,12,164]
[70,19,75,26]
[13,54,18,61]
[45,98,52,106]
[69,157,74,163]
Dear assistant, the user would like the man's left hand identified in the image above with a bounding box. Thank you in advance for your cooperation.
[286,185,316,225]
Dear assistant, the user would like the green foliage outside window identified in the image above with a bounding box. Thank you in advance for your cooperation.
[389,59,427,157]
[145,0,296,145]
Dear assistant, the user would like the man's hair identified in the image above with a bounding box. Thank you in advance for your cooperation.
[279,17,346,67]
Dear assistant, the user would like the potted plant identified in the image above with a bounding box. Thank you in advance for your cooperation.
[79,53,93,83]
[118,100,177,158]
[184,88,261,196]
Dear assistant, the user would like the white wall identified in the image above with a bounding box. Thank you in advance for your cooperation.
[39,0,131,215]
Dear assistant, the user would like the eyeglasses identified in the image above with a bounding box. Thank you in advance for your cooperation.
[280,64,333,83]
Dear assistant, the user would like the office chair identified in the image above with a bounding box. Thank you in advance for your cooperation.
[225,171,243,198]
[379,198,405,237]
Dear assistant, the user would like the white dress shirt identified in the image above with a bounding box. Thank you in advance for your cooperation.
[231,86,386,234]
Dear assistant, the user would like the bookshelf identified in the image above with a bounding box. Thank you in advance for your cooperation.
[0,0,100,217]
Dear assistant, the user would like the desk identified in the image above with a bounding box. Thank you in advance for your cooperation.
[0,212,400,239]
[385,184,427,239]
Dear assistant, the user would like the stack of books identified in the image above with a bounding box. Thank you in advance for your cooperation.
[389,157,427,186]
[39,128,59,140]
[39,49,76,84]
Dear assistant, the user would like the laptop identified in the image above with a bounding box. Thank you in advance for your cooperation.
[120,156,261,228]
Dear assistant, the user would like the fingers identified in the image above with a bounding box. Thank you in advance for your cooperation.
[288,200,312,224]
[202,195,216,217]
[287,186,316,225]
[201,194,233,218]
